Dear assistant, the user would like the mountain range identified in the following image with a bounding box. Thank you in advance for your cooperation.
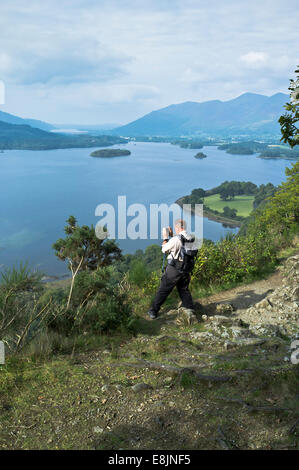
[115,92,288,137]
[0,110,55,131]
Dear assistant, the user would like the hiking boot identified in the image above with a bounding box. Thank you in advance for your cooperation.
[147,309,158,320]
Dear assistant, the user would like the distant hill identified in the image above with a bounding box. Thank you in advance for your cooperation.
[115,92,288,137]
[0,120,127,150]
[0,110,55,131]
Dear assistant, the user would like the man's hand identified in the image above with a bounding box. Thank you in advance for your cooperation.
[162,226,173,239]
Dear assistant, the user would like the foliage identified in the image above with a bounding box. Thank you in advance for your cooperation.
[279,66,299,148]
[128,259,150,286]
[253,183,277,209]
[222,206,237,219]
[118,244,163,275]
[217,141,267,154]
[53,216,122,273]
[0,264,51,351]
[0,261,43,292]
[42,267,134,336]
[192,231,277,286]
[252,160,299,234]
[53,216,123,308]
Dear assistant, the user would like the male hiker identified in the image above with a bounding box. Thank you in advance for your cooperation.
[147,219,196,319]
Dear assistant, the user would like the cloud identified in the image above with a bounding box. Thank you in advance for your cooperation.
[0,0,298,123]
[0,36,131,85]
[240,52,269,68]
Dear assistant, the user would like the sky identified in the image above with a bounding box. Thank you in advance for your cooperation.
[0,0,298,125]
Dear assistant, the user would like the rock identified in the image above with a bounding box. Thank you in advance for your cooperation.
[209,315,232,325]
[93,426,104,434]
[249,323,282,337]
[255,298,270,309]
[215,303,234,314]
[131,383,153,393]
[191,331,214,340]
[164,377,173,383]
[166,309,178,316]
[231,327,251,338]
[233,338,266,346]
[201,314,208,321]
[176,308,198,326]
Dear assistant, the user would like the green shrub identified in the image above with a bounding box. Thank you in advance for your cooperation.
[42,268,135,336]
[128,259,150,286]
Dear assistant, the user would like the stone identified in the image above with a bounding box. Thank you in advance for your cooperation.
[209,315,232,325]
[215,303,234,314]
[249,323,282,337]
[255,298,270,309]
[231,327,250,338]
[132,383,153,393]
[164,377,173,383]
[93,426,104,434]
[233,338,266,346]
[176,308,198,326]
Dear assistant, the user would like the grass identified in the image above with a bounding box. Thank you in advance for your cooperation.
[0,323,298,450]
[204,193,254,217]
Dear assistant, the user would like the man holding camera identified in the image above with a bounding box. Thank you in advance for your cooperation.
[147,219,195,319]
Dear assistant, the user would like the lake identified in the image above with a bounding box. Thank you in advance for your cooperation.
[0,142,292,277]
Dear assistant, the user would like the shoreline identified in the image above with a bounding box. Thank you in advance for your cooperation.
[175,196,242,228]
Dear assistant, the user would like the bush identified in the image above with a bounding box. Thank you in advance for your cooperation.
[0,261,43,292]
[128,259,150,286]
[0,263,51,351]
[43,268,135,336]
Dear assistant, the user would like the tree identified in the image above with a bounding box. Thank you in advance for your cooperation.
[223,206,237,219]
[220,188,234,201]
[279,66,299,148]
[53,216,122,308]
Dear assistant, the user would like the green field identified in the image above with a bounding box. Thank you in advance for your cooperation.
[204,193,254,217]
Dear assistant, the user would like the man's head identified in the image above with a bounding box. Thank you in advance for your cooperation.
[174,219,186,234]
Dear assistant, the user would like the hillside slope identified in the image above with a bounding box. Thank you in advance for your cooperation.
[0,120,127,150]
[0,250,298,450]
[115,92,288,136]
[0,110,55,131]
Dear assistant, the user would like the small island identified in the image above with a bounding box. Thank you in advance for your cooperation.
[90,148,131,158]
[194,152,207,159]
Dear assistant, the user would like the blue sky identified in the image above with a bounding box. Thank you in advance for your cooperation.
[0,0,298,125]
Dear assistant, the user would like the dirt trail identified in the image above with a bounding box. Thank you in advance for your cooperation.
[199,270,283,315]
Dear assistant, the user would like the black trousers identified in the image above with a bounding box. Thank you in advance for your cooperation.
[151,263,194,314]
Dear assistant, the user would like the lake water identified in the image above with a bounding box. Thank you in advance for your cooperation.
[0,142,292,277]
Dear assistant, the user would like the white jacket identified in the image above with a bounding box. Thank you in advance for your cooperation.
[162,230,194,261]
